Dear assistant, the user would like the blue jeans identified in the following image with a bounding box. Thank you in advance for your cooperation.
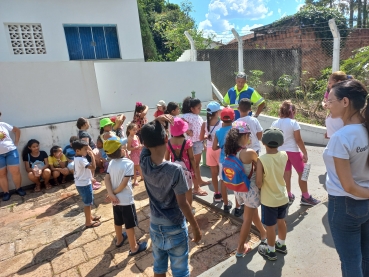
[150,220,189,277]
[328,195,369,277]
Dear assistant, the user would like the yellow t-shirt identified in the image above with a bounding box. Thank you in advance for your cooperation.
[48,154,67,168]
[259,151,289,207]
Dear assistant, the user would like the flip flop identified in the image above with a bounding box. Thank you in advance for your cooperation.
[116,232,128,248]
[129,241,148,256]
[85,221,101,228]
[34,185,41,192]
[193,190,208,196]
[45,183,52,190]
[92,215,101,221]
[92,182,102,190]
[235,243,251,258]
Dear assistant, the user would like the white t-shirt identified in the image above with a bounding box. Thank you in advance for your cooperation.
[107,158,134,205]
[181,113,203,142]
[0,122,16,155]
[323,124,369,200]
[271,118,301,152]
[205,120,222,148]
[236,116,263,152]
[325,115,344,138]
[74,156,92,186]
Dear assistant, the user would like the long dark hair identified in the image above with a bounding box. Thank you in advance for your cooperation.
[133,102,146,119]
[50,145,62,157]
[165,102,179,115]
[331,79,369,164]
[224,129,246,156]
[22,139,40,158]
[182,97,201,114]
[206,111,218,141]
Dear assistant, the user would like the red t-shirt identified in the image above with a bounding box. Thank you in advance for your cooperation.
[154,110,164,118]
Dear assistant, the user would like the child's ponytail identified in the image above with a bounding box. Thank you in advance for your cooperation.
[279,100,293,118]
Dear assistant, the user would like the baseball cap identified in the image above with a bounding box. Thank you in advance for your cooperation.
[220,107,235,121]
[103,137,128,155]
[157,100,166,107]
[100,118,114,128]
[110,116,117,123]
[262,128,284,148]
[232,121,251,134]
[236,72,247,80]
[170,117,188,137]
[207,101,222,114]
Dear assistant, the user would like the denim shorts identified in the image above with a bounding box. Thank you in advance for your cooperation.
[76,184,94,206]
[192,141,204,156]
[150,220,189,277]
[0,149,20,169]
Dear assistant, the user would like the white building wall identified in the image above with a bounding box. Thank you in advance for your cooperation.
[0,0,144,62]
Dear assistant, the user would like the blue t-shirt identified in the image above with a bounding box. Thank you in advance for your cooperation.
[216,125,232,163]
[140,147,189,225]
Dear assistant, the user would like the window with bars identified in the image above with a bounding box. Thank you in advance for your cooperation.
[64,26,121,60]
[7,24,46,55]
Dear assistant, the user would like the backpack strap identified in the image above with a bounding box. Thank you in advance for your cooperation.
[178,139,187,161]
[209,120,220,134]
[168,140,179,161]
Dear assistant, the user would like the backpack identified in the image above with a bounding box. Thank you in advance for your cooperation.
[222,155,254,192]
[168,140,192,186]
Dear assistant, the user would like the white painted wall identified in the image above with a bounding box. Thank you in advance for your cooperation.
[0,0,144,62]
[0,61,102,127]
[94,61,213,114]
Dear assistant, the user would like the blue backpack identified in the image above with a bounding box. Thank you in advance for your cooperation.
[222,155,254,192]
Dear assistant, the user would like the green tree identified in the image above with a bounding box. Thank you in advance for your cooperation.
[137,2,158,60]
[341,46,369,83]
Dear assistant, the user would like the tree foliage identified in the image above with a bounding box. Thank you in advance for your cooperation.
[341,46,369,83]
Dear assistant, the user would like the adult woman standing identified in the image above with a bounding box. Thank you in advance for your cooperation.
[0,112,26,201]
[323,80,369,277]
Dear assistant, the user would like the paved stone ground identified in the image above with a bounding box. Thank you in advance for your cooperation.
[0,174,259,277]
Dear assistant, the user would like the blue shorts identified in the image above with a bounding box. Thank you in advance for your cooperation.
[76,184,94,206]
[0,149,20,169]
[150,220,189,277]
[261,203,289,226]
[192,141,204,155]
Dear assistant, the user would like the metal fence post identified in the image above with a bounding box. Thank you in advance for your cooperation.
[231,28,244,73]
[184,31,197,62]
[329,19,340,72]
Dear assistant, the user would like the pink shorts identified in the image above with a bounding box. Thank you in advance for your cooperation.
[206,147,221,167]
[285,151,304,173]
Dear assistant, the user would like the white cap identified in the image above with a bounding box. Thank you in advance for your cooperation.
[157,100,166,107]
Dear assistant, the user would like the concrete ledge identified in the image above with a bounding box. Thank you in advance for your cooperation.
[258,114,328,146]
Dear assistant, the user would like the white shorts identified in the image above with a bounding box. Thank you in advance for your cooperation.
[234,182,260,209]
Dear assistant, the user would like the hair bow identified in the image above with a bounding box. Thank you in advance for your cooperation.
[136,102,142,107]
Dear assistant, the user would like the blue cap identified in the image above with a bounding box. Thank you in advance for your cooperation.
[206,101,222,114]
[107,136,128,146]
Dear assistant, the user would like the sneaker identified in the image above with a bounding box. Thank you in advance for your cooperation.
[275,242,288,254]
[301,195,321,206]
[213,193,223,202]
[288,193,295,205]
[234,208,243,217]
[2,192,11,201]
[260,239,267,246]
[223,201,233,213]
[258,244,277,261]
[15,187,26,197]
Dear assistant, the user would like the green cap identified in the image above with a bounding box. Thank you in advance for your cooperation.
[262,128,284,148]
[100,118,114,128]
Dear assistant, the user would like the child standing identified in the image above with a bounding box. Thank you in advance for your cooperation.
[140,115,201,277]
[63,136,78,174]
[154,100,166,118]
[165,102,180,117]
[256,128,289,261]
[72,140,101,228]
[165,117,198,210]
[202,102,222,202]
[181,97,208,196]
[236,98,263,155]
[103,138,148,253]
[48,146,70,185]
[271,100,320,206]
[212,107,235,213]
[126,123,143,186]
[223,121,267,257]
[132,102,148,142]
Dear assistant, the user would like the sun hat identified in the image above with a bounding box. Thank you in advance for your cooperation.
[100,118,114,128]
[207,101,222,114]
[103,137,128,155]
[220,107,235,121]
[262,128,284,147]
[232,121,251,134]
[157,100,166,107]
[170,118,188,137]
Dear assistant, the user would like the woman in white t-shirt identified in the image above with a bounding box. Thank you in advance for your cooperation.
[271,101,320,206]
[0,112,26,201]
[323,80,369,277]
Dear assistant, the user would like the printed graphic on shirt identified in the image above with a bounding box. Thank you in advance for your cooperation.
[0,131,6,140]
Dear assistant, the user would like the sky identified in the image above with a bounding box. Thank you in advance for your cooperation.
[167,0,306,43]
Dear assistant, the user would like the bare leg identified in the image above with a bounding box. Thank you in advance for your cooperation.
[283,170,292,193]
[42,168,51,186]
[266,224,277,248]
[210,166,219,192]
[52,170,61,185]
[252,210,267,240]
[115,225,124,245]
[237,207,255,253]
[0,167,9,193]
[133,165,139,186]
[84,206,94,226]
[297,172,308,194]
[221,180,228,205]
[277,219,287,240]
[235,197,240,209]
[8,165,21,189]
[194,153,207,185]
[28,171,41,186]
[126,227,139,253]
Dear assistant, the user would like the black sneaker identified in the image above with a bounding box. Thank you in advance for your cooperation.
[2,192,11,201]
[260,239,267,246]
[213,193,223,202]
[301,195,321,206]
[258,244,277,261]
[275,242,288,254]
[15,187,26,196]
[234,208,243,217]
[223,201,233,213]
[288,193,295,205]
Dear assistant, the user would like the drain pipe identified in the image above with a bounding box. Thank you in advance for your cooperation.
[231,28,244,73]
[211,83,224,103]
[184,31,196,61]
[329,19,340,72]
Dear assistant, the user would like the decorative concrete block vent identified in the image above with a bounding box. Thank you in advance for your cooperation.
[7,24,46,55]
